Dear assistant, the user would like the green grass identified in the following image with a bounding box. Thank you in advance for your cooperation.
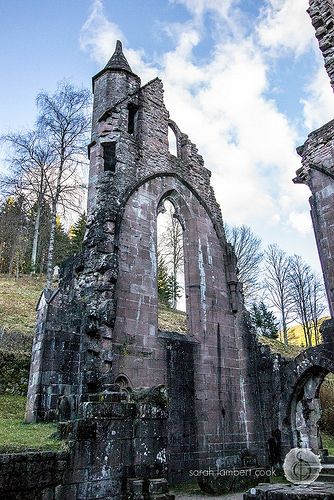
[322,432,334,456]
[0,394,65,453]
[258,335,303,359]
[0,275,44,336]
[158,303,187,333]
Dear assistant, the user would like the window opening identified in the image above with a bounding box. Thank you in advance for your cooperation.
[103,142,116,172]
[128,104,138,134]
[168,125,178,156]
[157,200,186,330]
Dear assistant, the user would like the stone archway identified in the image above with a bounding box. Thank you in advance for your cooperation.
[282,344,334,457]
[290,368,328,453]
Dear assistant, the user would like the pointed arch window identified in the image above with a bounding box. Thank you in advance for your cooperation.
[157,199,186,330]
[168,125,178,157]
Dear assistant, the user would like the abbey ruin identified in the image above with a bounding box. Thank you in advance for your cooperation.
[1,1,334,499]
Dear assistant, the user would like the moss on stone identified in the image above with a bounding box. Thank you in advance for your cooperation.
[0,395,65,453]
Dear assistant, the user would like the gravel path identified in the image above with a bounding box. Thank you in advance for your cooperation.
[173,493,245,500]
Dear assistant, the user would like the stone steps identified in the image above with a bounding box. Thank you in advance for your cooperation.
[317,459,334,482]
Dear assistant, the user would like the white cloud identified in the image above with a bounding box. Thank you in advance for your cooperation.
[79,0,329,269]
[169,0,235,20]
[301,62,334,131]
[288,211,312,236]
[79,0,123,65]
[80,0,157,83]
[257,0,314,56]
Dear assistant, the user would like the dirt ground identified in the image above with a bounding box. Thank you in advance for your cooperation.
[173,492,245,499]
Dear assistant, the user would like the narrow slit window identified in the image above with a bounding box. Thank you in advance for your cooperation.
[128,104,138,134]
[168,125,178,156]
[103,142,116,172]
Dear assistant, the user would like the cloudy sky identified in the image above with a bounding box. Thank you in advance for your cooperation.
[1,0,334,273]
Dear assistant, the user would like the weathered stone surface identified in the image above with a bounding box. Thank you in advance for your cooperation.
[15,18,334,500]
[308,0,334,90]
[0,451,69,499]
[295,120,334,317]
[25,38,267,484]
[244,482,334,499]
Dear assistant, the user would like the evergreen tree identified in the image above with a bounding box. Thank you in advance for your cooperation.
[250,302,279,339]
[0,196,29,275]
[157,257,173,307]
[71,212,87,254]
[167,274,182,309]
[53,217,72,267]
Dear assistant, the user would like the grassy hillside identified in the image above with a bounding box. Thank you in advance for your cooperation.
[0,275,44,353]
[280,318,331,347]
[258,335,303,359]
[0,275,189,343]
[0,275,328,358]
[158,303,187,333]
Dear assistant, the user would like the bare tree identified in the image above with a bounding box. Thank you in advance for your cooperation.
[289,255,326,347]
[263,244,293,346]
[224,224,263,303]
[158,202,184,309]
[1,131,54,273]
[310,273,326,345]
[36,82,91,288]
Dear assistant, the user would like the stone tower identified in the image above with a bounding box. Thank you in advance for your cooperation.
[26,41,270,482]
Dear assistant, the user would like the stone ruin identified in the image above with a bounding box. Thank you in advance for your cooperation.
[294,0,334,318]
[1,1,334,499]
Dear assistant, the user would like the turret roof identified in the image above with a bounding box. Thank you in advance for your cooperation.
[105,40,133,73]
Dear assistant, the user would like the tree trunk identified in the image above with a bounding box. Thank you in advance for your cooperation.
[46,200,57,289]
[45,156,64,289]
[31,204,41,274]
[282,303,288,346]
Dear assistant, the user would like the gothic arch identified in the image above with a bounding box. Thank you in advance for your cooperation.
[114,173,226,248]
[282,346,334,453]
[168,120,182,157]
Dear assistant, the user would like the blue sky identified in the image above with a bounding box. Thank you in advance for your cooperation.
[1,0,334,275]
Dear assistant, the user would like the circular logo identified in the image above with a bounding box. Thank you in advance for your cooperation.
[283,448,321,485]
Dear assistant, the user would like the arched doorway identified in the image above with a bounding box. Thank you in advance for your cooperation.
[290,368,328,453]
[284,344,334,457]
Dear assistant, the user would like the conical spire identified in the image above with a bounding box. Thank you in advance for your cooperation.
[105,40,133,73]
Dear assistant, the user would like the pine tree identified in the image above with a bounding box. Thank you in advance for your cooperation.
[157,257,173,307]
[53,217,72,266]
[250,302,279,339]
[0,196,29,275]
[71,212,87,254]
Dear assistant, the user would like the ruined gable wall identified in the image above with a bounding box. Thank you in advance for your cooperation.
[100,77,268,471]
[26,60,272,477]
[293,0,334,317]
[296,120,334,317]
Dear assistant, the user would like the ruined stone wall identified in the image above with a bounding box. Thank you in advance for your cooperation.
[308,0,334,90]
[25,43,276,489]
[293,2,334,318]
[26,258,83,422]
[0,451,69,500]
[2,396,173,500]
[295,120,334,317]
